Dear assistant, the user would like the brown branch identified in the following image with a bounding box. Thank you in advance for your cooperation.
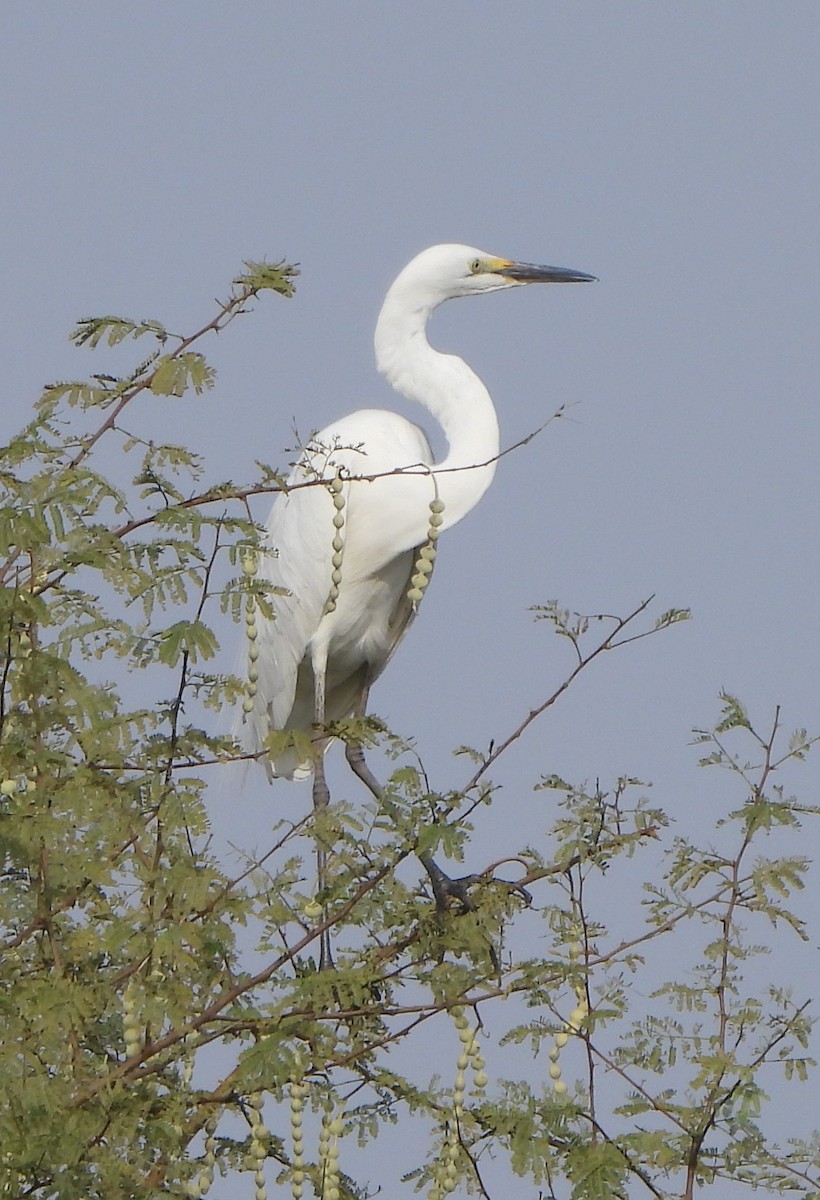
[65,287,258,474]
[461,596,655,794]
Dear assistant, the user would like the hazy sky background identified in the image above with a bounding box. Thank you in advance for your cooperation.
[3,3,818,1193]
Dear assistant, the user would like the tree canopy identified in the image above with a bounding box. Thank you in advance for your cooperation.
[1,264,817,1200]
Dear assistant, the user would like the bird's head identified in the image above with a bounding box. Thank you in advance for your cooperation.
[393,243,597,307]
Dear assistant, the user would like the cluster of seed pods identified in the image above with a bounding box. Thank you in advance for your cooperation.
[188,1112,218,1198]
[324,471,346,615]
[246,1092,270,1200]
[547,938,589,1097]
[288,1074,345,1200]
[122,979,142,1061]
[241,548,260,717]
[408,498,445,608]
[428,1006,487,1199]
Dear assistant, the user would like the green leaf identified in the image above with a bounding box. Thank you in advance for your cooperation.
[234,258,299,297]
[156,618,219,666]
[715,690,752,732]
[150,352,215,397]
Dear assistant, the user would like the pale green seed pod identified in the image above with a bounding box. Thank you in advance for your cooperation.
[568,1006,586,1030]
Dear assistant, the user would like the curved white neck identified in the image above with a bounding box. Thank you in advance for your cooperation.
[374,283,499,531]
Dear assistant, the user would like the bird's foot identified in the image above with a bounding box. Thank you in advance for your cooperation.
[418,852,481,911]
[418,851,532,980]
[418,851,533,912]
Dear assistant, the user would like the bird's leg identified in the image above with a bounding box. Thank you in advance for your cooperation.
[342,684,486,914]
[312,745,334,971]
[344,684,385,800]
[312,746,331,810]
[339,679,383,797]
[311,655,334,971]
[345,740,385,799]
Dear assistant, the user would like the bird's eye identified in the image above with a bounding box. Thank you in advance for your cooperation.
[469,258,483,274]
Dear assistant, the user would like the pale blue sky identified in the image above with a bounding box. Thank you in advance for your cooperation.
[3,3,818,1192]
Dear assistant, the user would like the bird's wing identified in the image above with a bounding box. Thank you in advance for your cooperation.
[240,466,335,762]
[238,409,434,773]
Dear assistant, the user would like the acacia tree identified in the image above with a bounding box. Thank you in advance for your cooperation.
[0,263,817,1200]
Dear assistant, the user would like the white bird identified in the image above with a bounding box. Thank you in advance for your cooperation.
[240,243,595,958]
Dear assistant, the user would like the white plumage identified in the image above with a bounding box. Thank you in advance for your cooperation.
[240,243,596,784]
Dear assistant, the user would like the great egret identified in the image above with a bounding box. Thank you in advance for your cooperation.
[240,243,595,960]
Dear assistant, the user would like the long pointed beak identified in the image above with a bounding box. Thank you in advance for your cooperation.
[502,261,597,284]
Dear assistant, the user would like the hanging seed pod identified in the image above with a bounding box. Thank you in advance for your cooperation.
[247,1092,269,1200]
[241,548,261,719]
[241,549,259,577]
[319,1106,343,1200]
[289,1075,309,1200]
[546,932,589,1098]
[409,496,445,609]
[122,979,142,1060]
[190,1112,218,1197]
[324,470,346,616]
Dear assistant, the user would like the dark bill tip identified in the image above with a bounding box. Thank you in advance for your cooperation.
[504,262,597,284]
